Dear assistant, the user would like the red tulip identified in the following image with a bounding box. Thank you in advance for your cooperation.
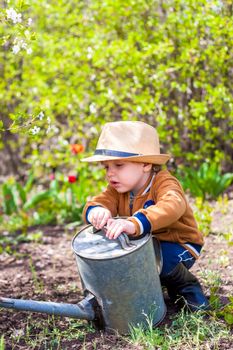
[68,175,77,183]
[70,144,84,154]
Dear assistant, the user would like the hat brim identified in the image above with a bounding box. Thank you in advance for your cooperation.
[81,154,171,165]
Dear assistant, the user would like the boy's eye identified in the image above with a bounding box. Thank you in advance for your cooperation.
[115,163,124,167]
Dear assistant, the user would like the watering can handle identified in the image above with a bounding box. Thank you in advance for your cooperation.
[117,233,136,251]
[93,226,136,251]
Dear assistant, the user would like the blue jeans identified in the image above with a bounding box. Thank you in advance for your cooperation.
[159,241,202,277]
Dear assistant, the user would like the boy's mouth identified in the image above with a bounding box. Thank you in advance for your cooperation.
[110,181,120,187]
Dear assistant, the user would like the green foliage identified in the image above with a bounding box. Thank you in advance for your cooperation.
[210,291,233,325]
[2,183,18,215]
[1,0,233,173]
[1,175,82,229]
[217,297,233,325]
[0,165,106,236]
[1,172,34,215]
[191,198,213,236]
[200,269,233,326]
[177,163,233,200]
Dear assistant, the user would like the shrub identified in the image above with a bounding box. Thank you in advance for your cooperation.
[1,0,233,176]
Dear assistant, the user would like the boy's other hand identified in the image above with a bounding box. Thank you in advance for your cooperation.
[105,218,136,240]
[88,207,112,229]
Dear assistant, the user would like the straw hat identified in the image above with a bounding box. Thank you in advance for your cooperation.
[81,121,170,165]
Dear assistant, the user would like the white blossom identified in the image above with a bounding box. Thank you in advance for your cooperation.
[133,75,139,84]
[107,88,114,99]
[89,103,97,114]
[38,112,44,120]
[28,18,33,26]
[52,86,59,93]
[12,45,20,54]
[6,8,22,24]
[21,41,27,49]
[52,126,59,134]
[31,87,38,94]
[30,126,40,135]
[62,139,69,145]
[47,116,51,124]
[178,112,183,120]
[136,106,142,113]
[11,38,32,55]
[45,100,50,108]
[87,46,93,59]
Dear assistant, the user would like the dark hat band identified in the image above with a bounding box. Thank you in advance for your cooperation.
[94,149,140,157]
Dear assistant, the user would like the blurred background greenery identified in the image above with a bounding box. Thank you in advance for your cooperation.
[0,0,233,237]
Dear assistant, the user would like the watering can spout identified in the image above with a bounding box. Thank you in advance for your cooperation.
[0,293,98,322]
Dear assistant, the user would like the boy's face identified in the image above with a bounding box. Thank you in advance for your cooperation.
[101,160,152,195]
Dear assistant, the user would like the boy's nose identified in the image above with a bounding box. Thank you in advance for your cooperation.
[107,167,114,177]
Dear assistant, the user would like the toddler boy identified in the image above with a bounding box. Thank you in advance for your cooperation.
[82,121,209,312]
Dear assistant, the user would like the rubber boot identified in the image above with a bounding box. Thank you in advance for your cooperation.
[161,263,210,312]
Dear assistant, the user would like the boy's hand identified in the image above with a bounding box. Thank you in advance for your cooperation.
[105,218,136,240]
[88,207,112,229]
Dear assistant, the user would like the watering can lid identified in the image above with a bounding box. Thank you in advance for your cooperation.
[72,224,150,260]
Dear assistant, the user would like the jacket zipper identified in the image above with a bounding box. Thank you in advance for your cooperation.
[129,192,134,215]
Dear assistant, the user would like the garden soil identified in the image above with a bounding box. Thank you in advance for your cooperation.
[0,201,233,349]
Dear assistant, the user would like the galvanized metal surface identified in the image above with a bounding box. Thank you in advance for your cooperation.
[0,295,95,320]
[72,227,142,259]
[72,225,166,334]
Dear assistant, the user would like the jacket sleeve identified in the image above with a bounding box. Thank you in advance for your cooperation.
[82,185,119,224]
[128,177,187,235]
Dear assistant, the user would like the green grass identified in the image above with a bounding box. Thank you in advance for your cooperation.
[4,307,232,349]
[129,309,231,350]
[9,315,95,350]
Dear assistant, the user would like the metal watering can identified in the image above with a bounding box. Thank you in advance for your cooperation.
[0,224,166,334]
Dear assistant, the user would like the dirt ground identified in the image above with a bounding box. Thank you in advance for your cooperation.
[0,201,233,349]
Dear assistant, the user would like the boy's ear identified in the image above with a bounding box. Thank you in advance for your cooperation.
[143,163,152,172]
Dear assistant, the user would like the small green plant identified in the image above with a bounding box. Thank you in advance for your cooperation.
[198,270,233,326]
[199,269,221,310]
[199,269,222,290]
[29,257,44,293]
[0,336,5,350]
[177,163,233,201]
[209,292,233,326]
[223,232,233,246]
[217,297,233,325]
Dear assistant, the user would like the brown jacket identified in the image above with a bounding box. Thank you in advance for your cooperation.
[83,170,204,255]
